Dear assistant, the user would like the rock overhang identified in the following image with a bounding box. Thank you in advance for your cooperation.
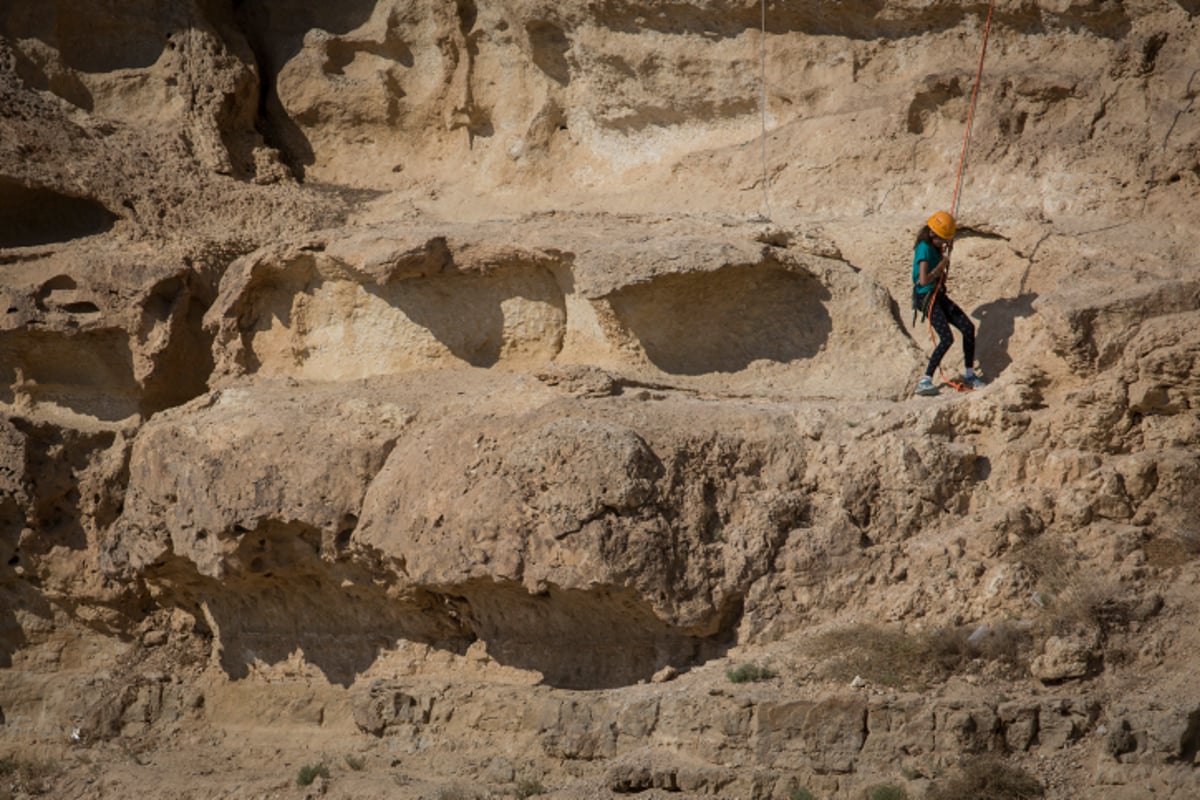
[203,214,924,398]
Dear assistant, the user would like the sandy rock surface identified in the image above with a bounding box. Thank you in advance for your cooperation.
[2,1,1200,798]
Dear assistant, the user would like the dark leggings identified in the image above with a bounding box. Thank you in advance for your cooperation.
[925,293,975,376]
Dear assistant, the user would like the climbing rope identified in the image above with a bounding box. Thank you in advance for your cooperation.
[950,0,997,218]
[759,0,772,220]
[929,0,997,391]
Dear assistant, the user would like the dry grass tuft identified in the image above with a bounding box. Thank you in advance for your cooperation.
[1009,537,1127,636]
[515,778,547,798]
[925,755,1044,799]
[0,756,58,797]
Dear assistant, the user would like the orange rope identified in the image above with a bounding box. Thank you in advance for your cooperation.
[951,0,997,217]
[928,0,997,391]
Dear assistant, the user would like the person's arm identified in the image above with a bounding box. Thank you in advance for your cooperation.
[918,244,951,287]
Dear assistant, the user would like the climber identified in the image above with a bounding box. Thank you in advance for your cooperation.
[911,211,984,396]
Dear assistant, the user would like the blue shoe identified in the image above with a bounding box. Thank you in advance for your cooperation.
[915,376,937,396]
[962,374,986,390]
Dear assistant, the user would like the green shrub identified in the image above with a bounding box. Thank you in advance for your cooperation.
[790,788,817,800]
[865,784,908,800]
[726,662,777,683]
[344,754,366,771]
[296,762,330,786]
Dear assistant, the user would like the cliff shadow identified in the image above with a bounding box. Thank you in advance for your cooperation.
[146,521,472,688]
[242,261,566,379]
[607,263,832,375]
[147,537,737,689]
[973,292,1038,380]
[1,511,29,667]
[445,581,737,690]
[235,0,393,180]
[6,421,121,555]
[0,329,141,422]
[0,178,118,248]
[0,482,54,668]
[381,264,566,369]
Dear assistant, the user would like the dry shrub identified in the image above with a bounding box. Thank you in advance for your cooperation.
[1008,538,1072,595]
[515,778,547,798]
[726,662,777,683]
[0,756,57,796]
[864,784,908,800]
[436,787,481,800]
[1144,533,1200,568]
[811,622,1031,689]
[1008,538,1125,636]
[811,626,931,688]
[1045,577,1125,636]
[925,755,1044,800]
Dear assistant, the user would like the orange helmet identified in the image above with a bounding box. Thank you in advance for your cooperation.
[926,210,956,240]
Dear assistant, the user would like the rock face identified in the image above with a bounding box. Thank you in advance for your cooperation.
[2,1,1200,798]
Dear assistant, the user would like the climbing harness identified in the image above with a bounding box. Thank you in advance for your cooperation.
[925,0,997,393]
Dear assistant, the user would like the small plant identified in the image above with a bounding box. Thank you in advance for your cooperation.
[865,784,908,800]
[344,754,366,771]
[296,762,330,787]
[726,662,777,683]
[790,787,817,800]
[515,778,547,798]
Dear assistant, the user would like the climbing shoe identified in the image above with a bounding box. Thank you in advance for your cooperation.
[915,376,938,396]
[961,374,986,390]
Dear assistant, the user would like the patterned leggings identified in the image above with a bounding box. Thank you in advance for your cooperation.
[926,293,975,376]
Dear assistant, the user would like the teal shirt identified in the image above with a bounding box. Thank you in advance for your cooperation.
[912,240,941,296]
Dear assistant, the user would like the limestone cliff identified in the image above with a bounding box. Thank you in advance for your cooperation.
[1,1,1199,798]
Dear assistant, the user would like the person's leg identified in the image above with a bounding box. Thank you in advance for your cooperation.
[924,296,954,377]
[942,297,976,373]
